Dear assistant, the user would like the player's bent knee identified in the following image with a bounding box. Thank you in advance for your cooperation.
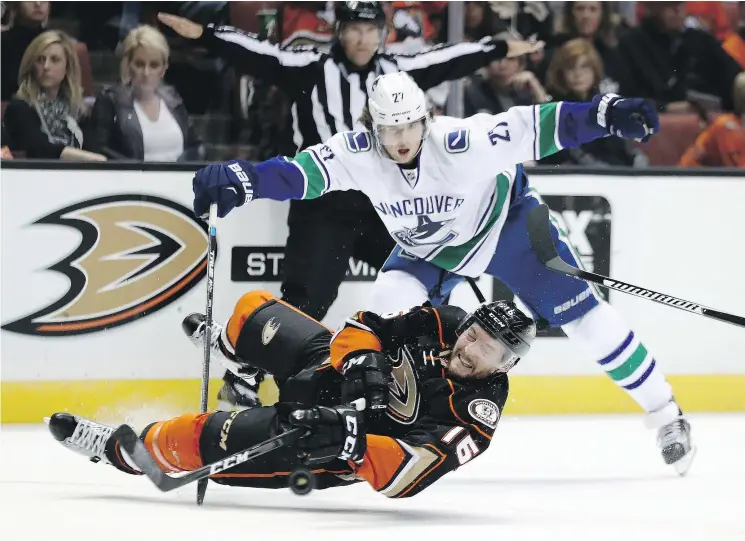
[234,297,332,383]
[366,270,429,314]
[141,413,210,472]
[561,300,633,358]
[226,290,277,348]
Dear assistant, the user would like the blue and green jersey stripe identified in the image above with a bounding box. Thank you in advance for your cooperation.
[534,102,563,160]
[290,150,329,200]
[429,173,511,271]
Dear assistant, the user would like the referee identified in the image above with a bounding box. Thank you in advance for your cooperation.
[159,3,541,409]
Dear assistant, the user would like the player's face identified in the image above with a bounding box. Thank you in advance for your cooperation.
[340,22,381,67]
[378,119,425,163]
[445,323,512,379]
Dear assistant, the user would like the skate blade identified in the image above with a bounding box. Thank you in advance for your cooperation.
[673,445,697,476]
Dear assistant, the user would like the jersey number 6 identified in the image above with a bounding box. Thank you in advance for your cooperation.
[456,434,480,465]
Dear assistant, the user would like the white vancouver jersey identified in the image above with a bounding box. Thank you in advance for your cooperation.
[288,103,565,277]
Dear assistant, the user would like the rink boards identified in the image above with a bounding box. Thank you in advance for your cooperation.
[1,166,744,422]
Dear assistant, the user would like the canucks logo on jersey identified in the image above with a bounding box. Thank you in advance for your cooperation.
[392,215,459,247]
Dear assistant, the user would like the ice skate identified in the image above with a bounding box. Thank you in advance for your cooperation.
[216,370,263,411]
[182,313,263,411]
[46,412,114,464]
[646,400,696,476]
[182,312,231,359]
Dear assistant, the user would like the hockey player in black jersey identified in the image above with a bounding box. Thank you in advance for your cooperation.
[47,290,535,498]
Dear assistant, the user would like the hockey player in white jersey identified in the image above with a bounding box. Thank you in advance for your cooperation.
[191,72,695,475]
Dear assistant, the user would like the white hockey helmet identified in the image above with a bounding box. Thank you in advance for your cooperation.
[368,72,430,160]
[368,72,429,126]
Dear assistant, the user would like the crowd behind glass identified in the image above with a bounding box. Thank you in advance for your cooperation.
[1,1,744,168]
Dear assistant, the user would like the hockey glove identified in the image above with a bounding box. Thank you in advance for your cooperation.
[192,160,256,220]
[592,93,659,143]
[340,352,391,416]
[289,399,367,466]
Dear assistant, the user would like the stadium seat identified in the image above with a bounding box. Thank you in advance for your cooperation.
[75,41,95,97]
[635,114,708,166]
[229,1,281,34]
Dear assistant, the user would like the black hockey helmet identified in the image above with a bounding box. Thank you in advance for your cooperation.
[457,301,537,371]
[335,1,386,30]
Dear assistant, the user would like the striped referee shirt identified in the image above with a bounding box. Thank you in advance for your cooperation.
[202,24,510,152]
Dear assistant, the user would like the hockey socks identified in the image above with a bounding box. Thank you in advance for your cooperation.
[562,302,674,413]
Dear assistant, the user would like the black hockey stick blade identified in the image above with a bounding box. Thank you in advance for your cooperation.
[112,424,306,493]
[526,203,582,277]
[526,204,745,329]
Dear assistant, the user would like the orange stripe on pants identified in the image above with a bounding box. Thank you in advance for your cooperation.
[225,290,333,349]
[143,413,209,472]
[226,290,277,348]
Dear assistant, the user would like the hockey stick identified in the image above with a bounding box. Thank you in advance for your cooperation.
[111,424,306,493]
[197,203,218,505]
[526,204,745,329]
[466,277,486,303]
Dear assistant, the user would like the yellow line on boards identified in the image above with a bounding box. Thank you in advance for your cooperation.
[1,375,744,423]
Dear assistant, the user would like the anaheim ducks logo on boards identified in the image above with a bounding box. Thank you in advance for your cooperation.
[2,194,209,336]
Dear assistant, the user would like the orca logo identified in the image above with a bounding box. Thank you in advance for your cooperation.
[2,195,209,336]
[392,215,459,247]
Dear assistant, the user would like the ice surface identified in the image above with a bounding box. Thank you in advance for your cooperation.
[1,414,743,541]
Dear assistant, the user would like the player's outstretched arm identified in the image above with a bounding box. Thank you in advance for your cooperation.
[158,13,320,91]
[191,135,358,220]
[476,93,660,167]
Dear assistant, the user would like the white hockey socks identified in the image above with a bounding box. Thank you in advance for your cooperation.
[562,301,673,413]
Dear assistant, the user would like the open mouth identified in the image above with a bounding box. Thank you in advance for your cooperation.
[397,148,410,157]
[460,355,474,370]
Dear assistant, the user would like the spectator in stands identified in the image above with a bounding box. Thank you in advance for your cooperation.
[679,72,745,168]
[723,3,745,69]
[465,31,548,116]
[84,25,203,162]
[386,1,447,45]
[685,1,733,42]
[617,1,742,113]
[1,1,49,100]
[3,30,105,160]
[544,1,632,95]
[464,1,496,42]
[490,1,555,46]
[540,39,645,167]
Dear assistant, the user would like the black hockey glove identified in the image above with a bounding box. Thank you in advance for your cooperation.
[289,399,367,466]
[592,93,659,143]
[340,351,391,416]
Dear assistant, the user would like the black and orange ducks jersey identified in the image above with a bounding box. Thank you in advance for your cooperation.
[329,305,509,498]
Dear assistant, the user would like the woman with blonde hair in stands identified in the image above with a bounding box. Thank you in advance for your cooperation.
[84,25,203,162]
[3,30,106,160]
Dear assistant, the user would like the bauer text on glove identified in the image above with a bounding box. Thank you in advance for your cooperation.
[192,160,256,220]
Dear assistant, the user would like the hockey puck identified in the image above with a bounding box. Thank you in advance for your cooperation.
[288,469,315,496]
